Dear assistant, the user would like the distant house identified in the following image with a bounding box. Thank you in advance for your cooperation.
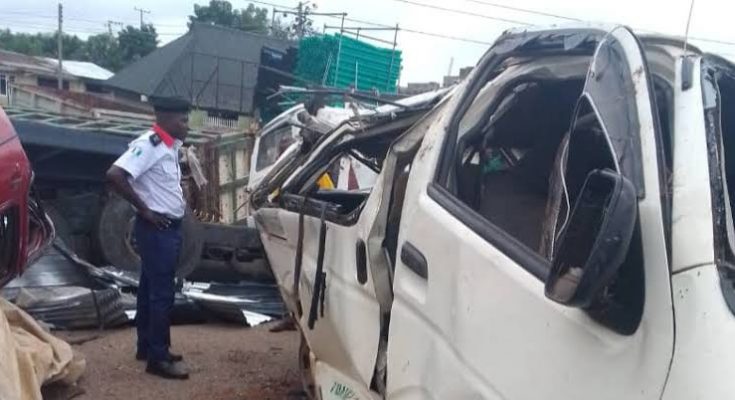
[0,49,153,116]
[42,58,114,93]
[442,66,474,88]
[104,23,296,118]
[0,49,114,104]
[400,81,441,95]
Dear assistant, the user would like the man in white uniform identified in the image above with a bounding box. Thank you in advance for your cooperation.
[106,96,190,380]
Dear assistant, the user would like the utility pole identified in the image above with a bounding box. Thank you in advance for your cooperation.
[296,2,304,40]
[106,20,123,36]
[57,2,63,90]
[333,13,345,87]
[271,7,276,35]
[134,7,150,29]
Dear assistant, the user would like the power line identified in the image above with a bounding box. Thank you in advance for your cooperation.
[456,0,580,22]
[3,22,185,38]
[688,36,735,46]
[395,0,735,48]
[134,7,151,29]
[401,27,493,45]
[394,0,532,26]
[318,13,492,46]
[0,11,183,29]
[248,0,297,10]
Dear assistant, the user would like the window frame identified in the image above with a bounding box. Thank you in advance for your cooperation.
[0,74,7,97]
[427,31,610,283]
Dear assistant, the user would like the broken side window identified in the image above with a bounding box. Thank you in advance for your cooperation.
[297,151,379,218]
[453,77,585,255]
[435,52,652,334]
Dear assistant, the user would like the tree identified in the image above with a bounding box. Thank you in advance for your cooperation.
[188,1,270,34]
[291,2,319,39]
[86,33,122,71]
[117,24,158,65]
[0,29,85,59]
[188,1,323,39]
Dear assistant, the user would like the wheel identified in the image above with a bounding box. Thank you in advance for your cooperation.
[94,195,203,278]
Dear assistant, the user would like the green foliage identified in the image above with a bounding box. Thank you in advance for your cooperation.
[0,25,158,72]
[0,29,84,59]
[188,1,319,40]
[188,1,269,33]
[117,24,158,64]
[85,33,122,71]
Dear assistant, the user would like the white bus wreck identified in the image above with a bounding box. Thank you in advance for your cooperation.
[251,25,735,400]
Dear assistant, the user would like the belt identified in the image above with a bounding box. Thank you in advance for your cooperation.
[138,212,183,229]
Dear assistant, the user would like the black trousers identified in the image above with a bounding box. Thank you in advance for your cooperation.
[134,216,181,362]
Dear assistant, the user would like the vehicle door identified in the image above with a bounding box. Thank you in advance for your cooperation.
[386,27,674,399]
[0,108,31,286]
[255,135,386,395]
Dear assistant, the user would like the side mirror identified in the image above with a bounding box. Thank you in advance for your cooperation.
[545,169,637,308]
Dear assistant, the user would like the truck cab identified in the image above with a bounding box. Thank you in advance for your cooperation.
[253,25,735,399]
[0,106,53,287]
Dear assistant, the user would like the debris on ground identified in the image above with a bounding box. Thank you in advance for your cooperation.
[0,239,285,330]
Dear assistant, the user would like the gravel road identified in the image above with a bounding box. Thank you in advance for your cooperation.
[46,323,303,400]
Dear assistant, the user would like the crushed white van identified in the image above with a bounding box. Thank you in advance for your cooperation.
[252,25,735,399]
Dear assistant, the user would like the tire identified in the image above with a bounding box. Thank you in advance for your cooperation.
[94,195,203,278]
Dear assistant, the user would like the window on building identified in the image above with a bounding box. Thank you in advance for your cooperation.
[0,207,20,281]
[37,77,69,90]
[0,74,7,96]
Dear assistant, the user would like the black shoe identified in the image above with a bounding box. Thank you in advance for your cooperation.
[136,351,183,362]
[145,360,189,380]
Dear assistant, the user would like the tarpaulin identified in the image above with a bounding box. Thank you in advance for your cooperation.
[0,297,85,400]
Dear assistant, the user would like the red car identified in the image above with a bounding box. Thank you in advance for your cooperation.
[0,106,54,287]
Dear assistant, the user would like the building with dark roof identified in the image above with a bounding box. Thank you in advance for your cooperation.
[105,23,296,116]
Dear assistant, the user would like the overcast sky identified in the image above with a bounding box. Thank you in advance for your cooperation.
[3,0,734,83]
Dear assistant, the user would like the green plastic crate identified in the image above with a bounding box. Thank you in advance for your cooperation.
[295,34,402,93]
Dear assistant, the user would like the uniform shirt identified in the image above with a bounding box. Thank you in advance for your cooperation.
[113,128,185,218]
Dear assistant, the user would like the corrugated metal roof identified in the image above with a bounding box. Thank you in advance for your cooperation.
[43,58,114,80]
[0,49,113,80]
[0,49,59,76]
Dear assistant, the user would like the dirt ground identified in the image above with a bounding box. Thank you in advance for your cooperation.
[45,323,303,400]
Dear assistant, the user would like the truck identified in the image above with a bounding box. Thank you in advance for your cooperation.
[4,105,269,281]
[251,25,735,399]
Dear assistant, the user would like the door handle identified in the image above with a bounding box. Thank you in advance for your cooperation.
[355,240,368,285]
[400,242,428,280]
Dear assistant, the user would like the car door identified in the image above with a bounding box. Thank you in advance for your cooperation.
[386,27,674,399]
[256,161,384,396]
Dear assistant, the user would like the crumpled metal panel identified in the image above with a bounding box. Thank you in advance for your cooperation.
[2,240,284,329]
[7,286,127,330]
